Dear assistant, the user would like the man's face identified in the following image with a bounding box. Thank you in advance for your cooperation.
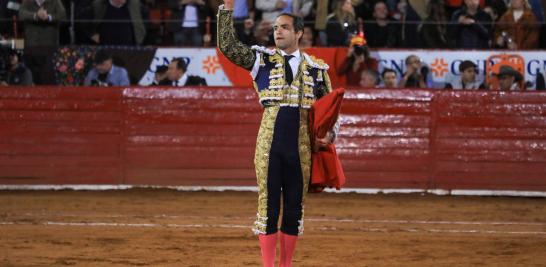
[498,75,515,90]
[301,26,314,46]
[167,61,183,81]
[9,54,18,67]
[373,2,389,20]
[407,56,421,71]
[511,0,524,9]
[273,15,302,51]
[383,71,397,88]
[464,0,480,9]
[96,59,113,74]
[461,67,476,83]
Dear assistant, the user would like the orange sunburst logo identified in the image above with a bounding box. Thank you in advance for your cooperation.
[431,58,449,77]
[202,56,220,74]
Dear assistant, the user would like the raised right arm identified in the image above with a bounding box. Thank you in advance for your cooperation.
[217,4,256,70]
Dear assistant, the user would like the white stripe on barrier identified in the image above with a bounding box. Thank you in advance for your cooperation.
[2,220,545,236]
[0,185,545,197]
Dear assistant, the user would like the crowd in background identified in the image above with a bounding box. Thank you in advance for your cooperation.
[0,0,546,87]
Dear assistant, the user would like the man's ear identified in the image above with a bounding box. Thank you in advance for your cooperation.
[296,30,303,42]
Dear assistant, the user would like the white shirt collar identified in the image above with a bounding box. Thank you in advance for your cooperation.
[175,73,188,86]
[280,49,301,60]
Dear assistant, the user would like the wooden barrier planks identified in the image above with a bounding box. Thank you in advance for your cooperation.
[1,87,545,191]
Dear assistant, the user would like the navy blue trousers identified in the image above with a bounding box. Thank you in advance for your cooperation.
[265,107,304,236]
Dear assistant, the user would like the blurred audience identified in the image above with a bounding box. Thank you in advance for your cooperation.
[232,0,255,45]
[168,0,208,46]
[420,0,449,48]
[0,49,33,86]
[364,1,400,48]
[84,50,130,86]
[400,54,427,88]
[445,60,485,89]
[450,0,492,49]
[19,0,66,47]
[325,0,357,46]
[299,24,315,49]
[494,0,540,49]
[164,57,207,86]
[92,0,146,46]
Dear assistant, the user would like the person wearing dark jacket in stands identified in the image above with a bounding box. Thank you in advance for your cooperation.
[92,0,146,45]
[450,0,492,49]
[163,57,207,86]
[167,0,209,46]
[364,1,400,48]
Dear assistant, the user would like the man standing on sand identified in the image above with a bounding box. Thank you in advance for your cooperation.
[217,1,337,266]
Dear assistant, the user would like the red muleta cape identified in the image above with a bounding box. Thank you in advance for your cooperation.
[308,87,346,193]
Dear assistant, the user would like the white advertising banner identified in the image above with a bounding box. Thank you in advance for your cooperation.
[371,50,546,89]
[138,48,232,86]
[140,48,546,89]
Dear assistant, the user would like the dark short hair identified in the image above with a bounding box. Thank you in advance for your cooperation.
[277,13,304,33]
[155,65,168,74]
[381,68,397,78]
[405,55,419,65]
[94,50,112,64]
[459,60,477,73]
[171,57,187,72]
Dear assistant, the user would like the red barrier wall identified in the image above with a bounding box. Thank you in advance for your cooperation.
[1,87,545,191]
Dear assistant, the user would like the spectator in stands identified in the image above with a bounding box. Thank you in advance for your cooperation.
[400,54,427,88]
[326,0,357,46]
[359,69,379,88]
[337,40,378,86]
[494,65,523,91]
[494,0,540,49]
[19,0,66,47]
[84,50,130,86]
[237,16,257,45]
[400,0,424,47]
[299,24,315,49]
[232,0,255,45]
[253,20,274,47]
[483,5,499,22]
[419,0,449,48]
[0,49,33,86]
[164,57,207,86]
[92,0,146,46]
[450,0,492,49]
[445,60,485,89]
[167,0,208,47]
[255,0,313,23]
[19,0,66,84]
[380,68,399,88]
[150,65,168,86]
[364,1,400,48]
[1,0,21,37]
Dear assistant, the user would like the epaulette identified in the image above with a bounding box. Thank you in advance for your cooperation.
[251,45,276,56]
[303,53,329,70]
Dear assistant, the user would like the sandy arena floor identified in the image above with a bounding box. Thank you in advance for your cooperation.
[0,189,545,266]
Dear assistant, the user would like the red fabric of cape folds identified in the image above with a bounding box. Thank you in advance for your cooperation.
[308,87,346,193]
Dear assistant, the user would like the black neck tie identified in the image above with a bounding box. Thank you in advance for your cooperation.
[284,55,294,85]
